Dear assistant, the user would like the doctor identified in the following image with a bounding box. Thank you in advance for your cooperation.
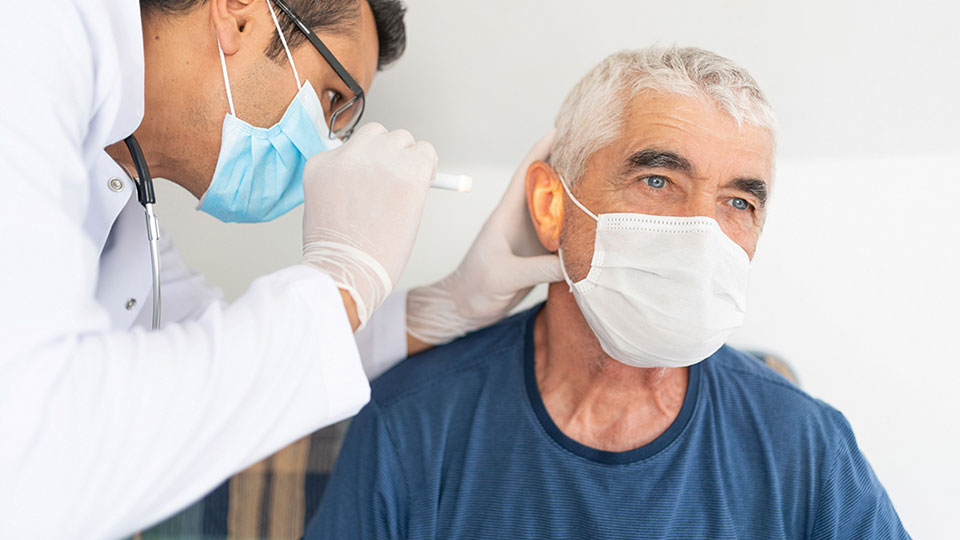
[0,0,559,538]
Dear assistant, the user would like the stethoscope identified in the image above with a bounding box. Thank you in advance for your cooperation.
[122,135,162,331]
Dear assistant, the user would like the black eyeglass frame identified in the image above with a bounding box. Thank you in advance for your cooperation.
[271,0,366,139]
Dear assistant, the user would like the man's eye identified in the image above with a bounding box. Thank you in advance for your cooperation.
[326,90,343,108]
[730,197,753,211]
[641,175,668,189]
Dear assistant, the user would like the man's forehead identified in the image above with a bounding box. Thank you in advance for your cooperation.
[312,0,379,92]
[612,92,775,180]
[353,0,379,90]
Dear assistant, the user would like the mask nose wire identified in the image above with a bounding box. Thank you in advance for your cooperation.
[558,174,599,221]
[266,0,302,89]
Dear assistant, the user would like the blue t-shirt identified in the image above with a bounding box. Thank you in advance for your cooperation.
[306,305,908,539]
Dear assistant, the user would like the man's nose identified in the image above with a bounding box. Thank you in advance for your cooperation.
[674,191,716,219]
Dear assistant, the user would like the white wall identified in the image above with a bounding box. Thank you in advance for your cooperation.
[730,154,960,538]
[366,0,960,168]
[153,0,959,537]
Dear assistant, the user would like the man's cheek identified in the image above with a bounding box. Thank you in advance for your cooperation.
[559,214,596,282]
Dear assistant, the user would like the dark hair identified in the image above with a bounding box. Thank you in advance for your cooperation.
[140,0,406,69]
[366,0,406,69]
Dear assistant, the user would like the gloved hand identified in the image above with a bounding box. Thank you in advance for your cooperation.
[406,131,562,345]
[302,123,438,329]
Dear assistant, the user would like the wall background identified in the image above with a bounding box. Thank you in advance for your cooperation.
[154,0,959,537]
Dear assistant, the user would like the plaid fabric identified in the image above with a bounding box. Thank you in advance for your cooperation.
[128,353,795,540]
[132,420,350,540]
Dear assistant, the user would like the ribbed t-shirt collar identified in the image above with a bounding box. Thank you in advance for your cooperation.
[522,304,702,465]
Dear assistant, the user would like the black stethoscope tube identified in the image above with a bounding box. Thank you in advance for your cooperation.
[123,135,162,330]
[123,136,155,206]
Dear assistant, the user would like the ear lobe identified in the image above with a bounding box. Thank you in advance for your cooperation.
[525,160,564,252]
[210,0,257,55]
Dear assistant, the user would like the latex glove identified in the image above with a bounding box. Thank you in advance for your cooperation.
[407,131,562,344]
[302,123,438,329]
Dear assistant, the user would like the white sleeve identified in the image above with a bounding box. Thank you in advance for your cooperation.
[147,233,411,380]
[354,290,410,379]
[0,267,370,540]
[0,7,369,539]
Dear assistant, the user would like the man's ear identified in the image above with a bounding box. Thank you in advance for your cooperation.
[210,0,259,55]
[525,160,564,252]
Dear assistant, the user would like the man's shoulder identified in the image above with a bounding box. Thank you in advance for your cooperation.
[709,345,811,398]
[369,306,537,408]
[701,348,905,537]
[705,345,849,440]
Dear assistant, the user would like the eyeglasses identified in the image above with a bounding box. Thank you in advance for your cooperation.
[271,0,366,139]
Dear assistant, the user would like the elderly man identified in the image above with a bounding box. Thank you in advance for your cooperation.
[304,47,909,539]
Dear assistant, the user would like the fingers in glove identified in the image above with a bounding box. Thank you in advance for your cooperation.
[352,122,388,138]
[411,141,439,180]
[503,130,557,204]
[511,254,564,289]
[524,129,557,169]
[388,128,416,149]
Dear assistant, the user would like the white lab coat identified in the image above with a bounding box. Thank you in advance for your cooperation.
[0,2,406,538]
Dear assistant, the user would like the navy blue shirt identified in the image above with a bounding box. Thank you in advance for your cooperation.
[306,305,908,539]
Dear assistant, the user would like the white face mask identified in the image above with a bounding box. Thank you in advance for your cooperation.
[558,175,751,369]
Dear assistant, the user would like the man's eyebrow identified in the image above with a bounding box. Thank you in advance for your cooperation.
[624,148,695,175]
[726,177,769,208]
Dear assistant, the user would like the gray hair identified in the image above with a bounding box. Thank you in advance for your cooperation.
[550,46,776,184]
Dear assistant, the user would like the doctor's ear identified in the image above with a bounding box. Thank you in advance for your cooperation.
[211,0,260,55]
[525,160,564,252]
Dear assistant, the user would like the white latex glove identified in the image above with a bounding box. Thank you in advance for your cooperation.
[302,123,438,328]
[407,131,563,344]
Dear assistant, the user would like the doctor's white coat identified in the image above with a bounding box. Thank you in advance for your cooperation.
[0,2,406,538]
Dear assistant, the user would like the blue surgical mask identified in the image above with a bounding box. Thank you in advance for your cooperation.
[198,0,342,223]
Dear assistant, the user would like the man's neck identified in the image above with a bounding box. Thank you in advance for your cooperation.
[106,9,221,198]
[534,282,689,452]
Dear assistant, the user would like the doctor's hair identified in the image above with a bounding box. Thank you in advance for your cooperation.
[366,0,407,69]
[549,46,777,186]
[139,0,406,70]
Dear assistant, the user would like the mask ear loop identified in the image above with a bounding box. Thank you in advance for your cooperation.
[216,35,237,117]
[558,174,599,221]
[557,247,578,292]
[555,173,597,290]
[266,0,302,89]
